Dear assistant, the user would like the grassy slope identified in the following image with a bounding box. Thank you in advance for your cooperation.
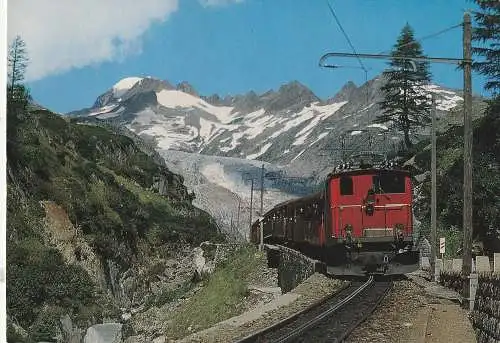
[167,245,265,339]
[7,108,223,342]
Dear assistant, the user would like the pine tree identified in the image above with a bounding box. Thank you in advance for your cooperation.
[376,24,432,150]
[472,0,500,97]
[7,36,31,127]
[8,36,29,94]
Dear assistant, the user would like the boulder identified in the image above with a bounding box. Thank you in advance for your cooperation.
[84,323,123,343]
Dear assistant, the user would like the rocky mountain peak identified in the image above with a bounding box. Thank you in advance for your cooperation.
[278,80,318,98]
[264,80,319,114]
[176,81,199,97]
[328,81,358,103]
[93,77,174,108]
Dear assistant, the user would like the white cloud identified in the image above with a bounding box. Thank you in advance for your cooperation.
[7,0,179,81]
[198,0,244,7]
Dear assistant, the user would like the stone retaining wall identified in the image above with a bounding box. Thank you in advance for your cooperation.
[435,254,500,343]
[265,245,326,293]
[471,275,500,343]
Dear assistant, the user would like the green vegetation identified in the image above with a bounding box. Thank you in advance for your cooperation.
[376,23,432,150]
[167,245,265,339]
[144,281,195,308]
[6,39,223,340]
[412,100,500,252]
[7,106,223,340]
[472,0,500,95]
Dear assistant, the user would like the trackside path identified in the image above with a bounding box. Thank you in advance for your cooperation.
[345,273,476,343]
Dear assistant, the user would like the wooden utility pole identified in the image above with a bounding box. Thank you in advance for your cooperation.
[230,214,234,237]
[462,11,473,306]
[249,179,254,233]
[431,94,437,280]
[237,200,241,230]
[260,164,265,250]
[260,164,265,216]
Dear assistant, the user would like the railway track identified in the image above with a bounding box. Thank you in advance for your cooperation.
[235,275,392,343]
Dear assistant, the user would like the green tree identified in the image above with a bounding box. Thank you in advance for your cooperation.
[7,36,31,114]
[8,36,29,93]
[376,23,432,150]
[472,0,500,97]
[7,36,31,169]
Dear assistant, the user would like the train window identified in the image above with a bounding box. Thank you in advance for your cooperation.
[304,205,313,219]
[312,203,319,216]
[373,173,406,193]
[340,176,353,195]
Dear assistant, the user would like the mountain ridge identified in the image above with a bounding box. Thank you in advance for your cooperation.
[67,74,485,180]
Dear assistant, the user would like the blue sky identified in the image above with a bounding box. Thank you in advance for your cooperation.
[13,0,488,113]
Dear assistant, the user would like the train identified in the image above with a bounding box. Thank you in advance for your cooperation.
[250,159,419,276]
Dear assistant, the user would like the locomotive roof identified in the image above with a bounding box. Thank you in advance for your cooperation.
[262,165,410,217]
[270,191,323,210]
[327,166,410,179]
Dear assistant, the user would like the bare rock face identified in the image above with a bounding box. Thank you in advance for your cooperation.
[84,323,123,343]
[192,242,241,281]
[40,201,108,290]
[60,314,84,343]
[193,246,214,280]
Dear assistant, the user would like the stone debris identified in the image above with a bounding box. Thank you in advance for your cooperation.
[407,272,461,301]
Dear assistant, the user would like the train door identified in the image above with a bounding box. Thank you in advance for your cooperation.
[310,200,322,245]
[295,203,306,243]
[285,205,294,241]
[302,203,313,243]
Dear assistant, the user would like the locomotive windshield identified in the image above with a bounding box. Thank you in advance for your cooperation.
[372,172,406,194]
[340,176,353,195]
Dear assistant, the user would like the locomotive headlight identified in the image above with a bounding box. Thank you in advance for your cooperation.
[394,224,405,241]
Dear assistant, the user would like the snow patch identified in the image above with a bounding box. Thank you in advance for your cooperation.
[291,149,306,162]
[199,117,217,139]
[88,103,120,116]
[290,101,347,146]
[246,142,273,160]
[241,109,279,140]
[351,130,363,136]
[361,103,374,111]
[96,107,125,119]
[309,132,329,146]
[156,90,234,123]
[367,123,388,130]
[112,77,143,98]
[220,131,246,152]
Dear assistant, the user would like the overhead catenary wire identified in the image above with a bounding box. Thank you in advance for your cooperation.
[377,23,463,55]
[325,0,372,131]
[326,0,368,76]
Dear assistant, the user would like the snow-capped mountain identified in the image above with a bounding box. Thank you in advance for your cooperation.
[69,75,478,178]
[67,75,485,239]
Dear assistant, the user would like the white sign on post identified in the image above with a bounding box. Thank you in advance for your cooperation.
[439,237,446,255]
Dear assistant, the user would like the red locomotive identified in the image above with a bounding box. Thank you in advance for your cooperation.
[250,159,419,276]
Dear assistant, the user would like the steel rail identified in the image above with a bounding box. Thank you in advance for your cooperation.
[273,275,374,343]
[235,276,377,343]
